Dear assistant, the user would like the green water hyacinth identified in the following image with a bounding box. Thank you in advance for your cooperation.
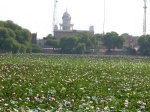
[0,54,150,111]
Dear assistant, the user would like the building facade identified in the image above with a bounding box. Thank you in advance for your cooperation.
[31,33,37,44]
[54,11,94,39]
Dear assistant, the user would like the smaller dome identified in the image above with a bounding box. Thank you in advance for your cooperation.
[62,11,71,19]
[89,25,94,32]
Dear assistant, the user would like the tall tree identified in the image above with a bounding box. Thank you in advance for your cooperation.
[45,34,53,39]
[60,36,79,53]
[31,44,43,53]
[103,32,124,51]
[45,39,59,52]
[93,33,104,48]
[73,43,86,54]
[93,33,103,41]
[0,27,20,53]
[0,20,32,53]
[138,35,150,56]
[78,32,94,48]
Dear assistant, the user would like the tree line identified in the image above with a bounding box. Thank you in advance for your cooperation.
[46,32,150,56]
[46,31,125,54]
[0,20,150,56]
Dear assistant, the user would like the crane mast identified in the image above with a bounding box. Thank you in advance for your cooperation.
[143,0,147,35]
[103,0,106,34]
[52,0,58,36]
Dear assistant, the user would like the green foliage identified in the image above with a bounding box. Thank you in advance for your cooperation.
[73,43,86,54]
[0,20,32,53]
[78,32,94,48]
[0,27,20,53]
[15,29,31,46]
[60,36,79,54]
[103,32,114,50]
[1,38,14,52]
[20,44,27,53]
[45,39,59,53]
[45,34,53,39]
[91,33,104,47]
[0,27,9,39]
[103,32,124,51]
[94,33,103,41]
[7,28,16,39]
[0,54,150,111]
[59,32,96,54]
[0,21,4,27]
[138,35,150,56]
[21,29,32,42]
[125,46,137,55]
[31,44,43,53]
[115,35,124,48]
[26,46,32,53]
[12,42,21,53]
[46,39,59,48]
[4,20,22,31]
[61,36,78,49]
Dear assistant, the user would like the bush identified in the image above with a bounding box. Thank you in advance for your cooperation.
[73,43,86,54]
[31,44,43,53]
[125,46,137,55]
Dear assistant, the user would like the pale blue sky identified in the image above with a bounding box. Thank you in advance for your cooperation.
[0,0,149,39]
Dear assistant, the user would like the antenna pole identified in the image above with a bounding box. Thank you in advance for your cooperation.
[103,0,106,34]
[143,0,147,35]
[52,0,58,36]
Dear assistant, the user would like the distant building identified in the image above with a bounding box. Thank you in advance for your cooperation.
[37,10,94,49]
[37,39,47,48]
[31,33,37,44]
[54,11,94,39]
[37,35,53,48]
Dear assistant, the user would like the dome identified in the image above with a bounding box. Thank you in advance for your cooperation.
[62,11,71,19]
[60,10,74,30]
[89,25,94,33]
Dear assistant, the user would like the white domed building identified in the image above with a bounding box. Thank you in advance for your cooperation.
[54,11,94,39]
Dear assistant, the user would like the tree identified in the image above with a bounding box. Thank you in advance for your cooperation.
[45,39,59,52]
[114,35,124,49]
[73,43,86,54]
[1,38,14,52]
[60,36,79,53]
[103,32,124,51]
[4,20,22,31]
[78,32,94,49]
[138,35,150,56]
[93,33,103,41]
[26,46,32,53]
[92,33,104,48]
[121,33,138,48]
[12,42,21,53]
[15,29,31,46]
[31,44,43,53]
[44,34,53,39]
[0,20,32,53]
[0,27,9,39]
[126,46,137,55]
[20,44,27,53]
[0,27,20,53]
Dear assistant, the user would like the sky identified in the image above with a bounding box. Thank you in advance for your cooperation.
[0,0,149,39]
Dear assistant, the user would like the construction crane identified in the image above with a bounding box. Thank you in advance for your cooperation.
[143,0,147,35]
[52,0,58,36]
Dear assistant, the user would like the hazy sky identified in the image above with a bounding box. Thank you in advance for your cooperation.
[0,0,149,39]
